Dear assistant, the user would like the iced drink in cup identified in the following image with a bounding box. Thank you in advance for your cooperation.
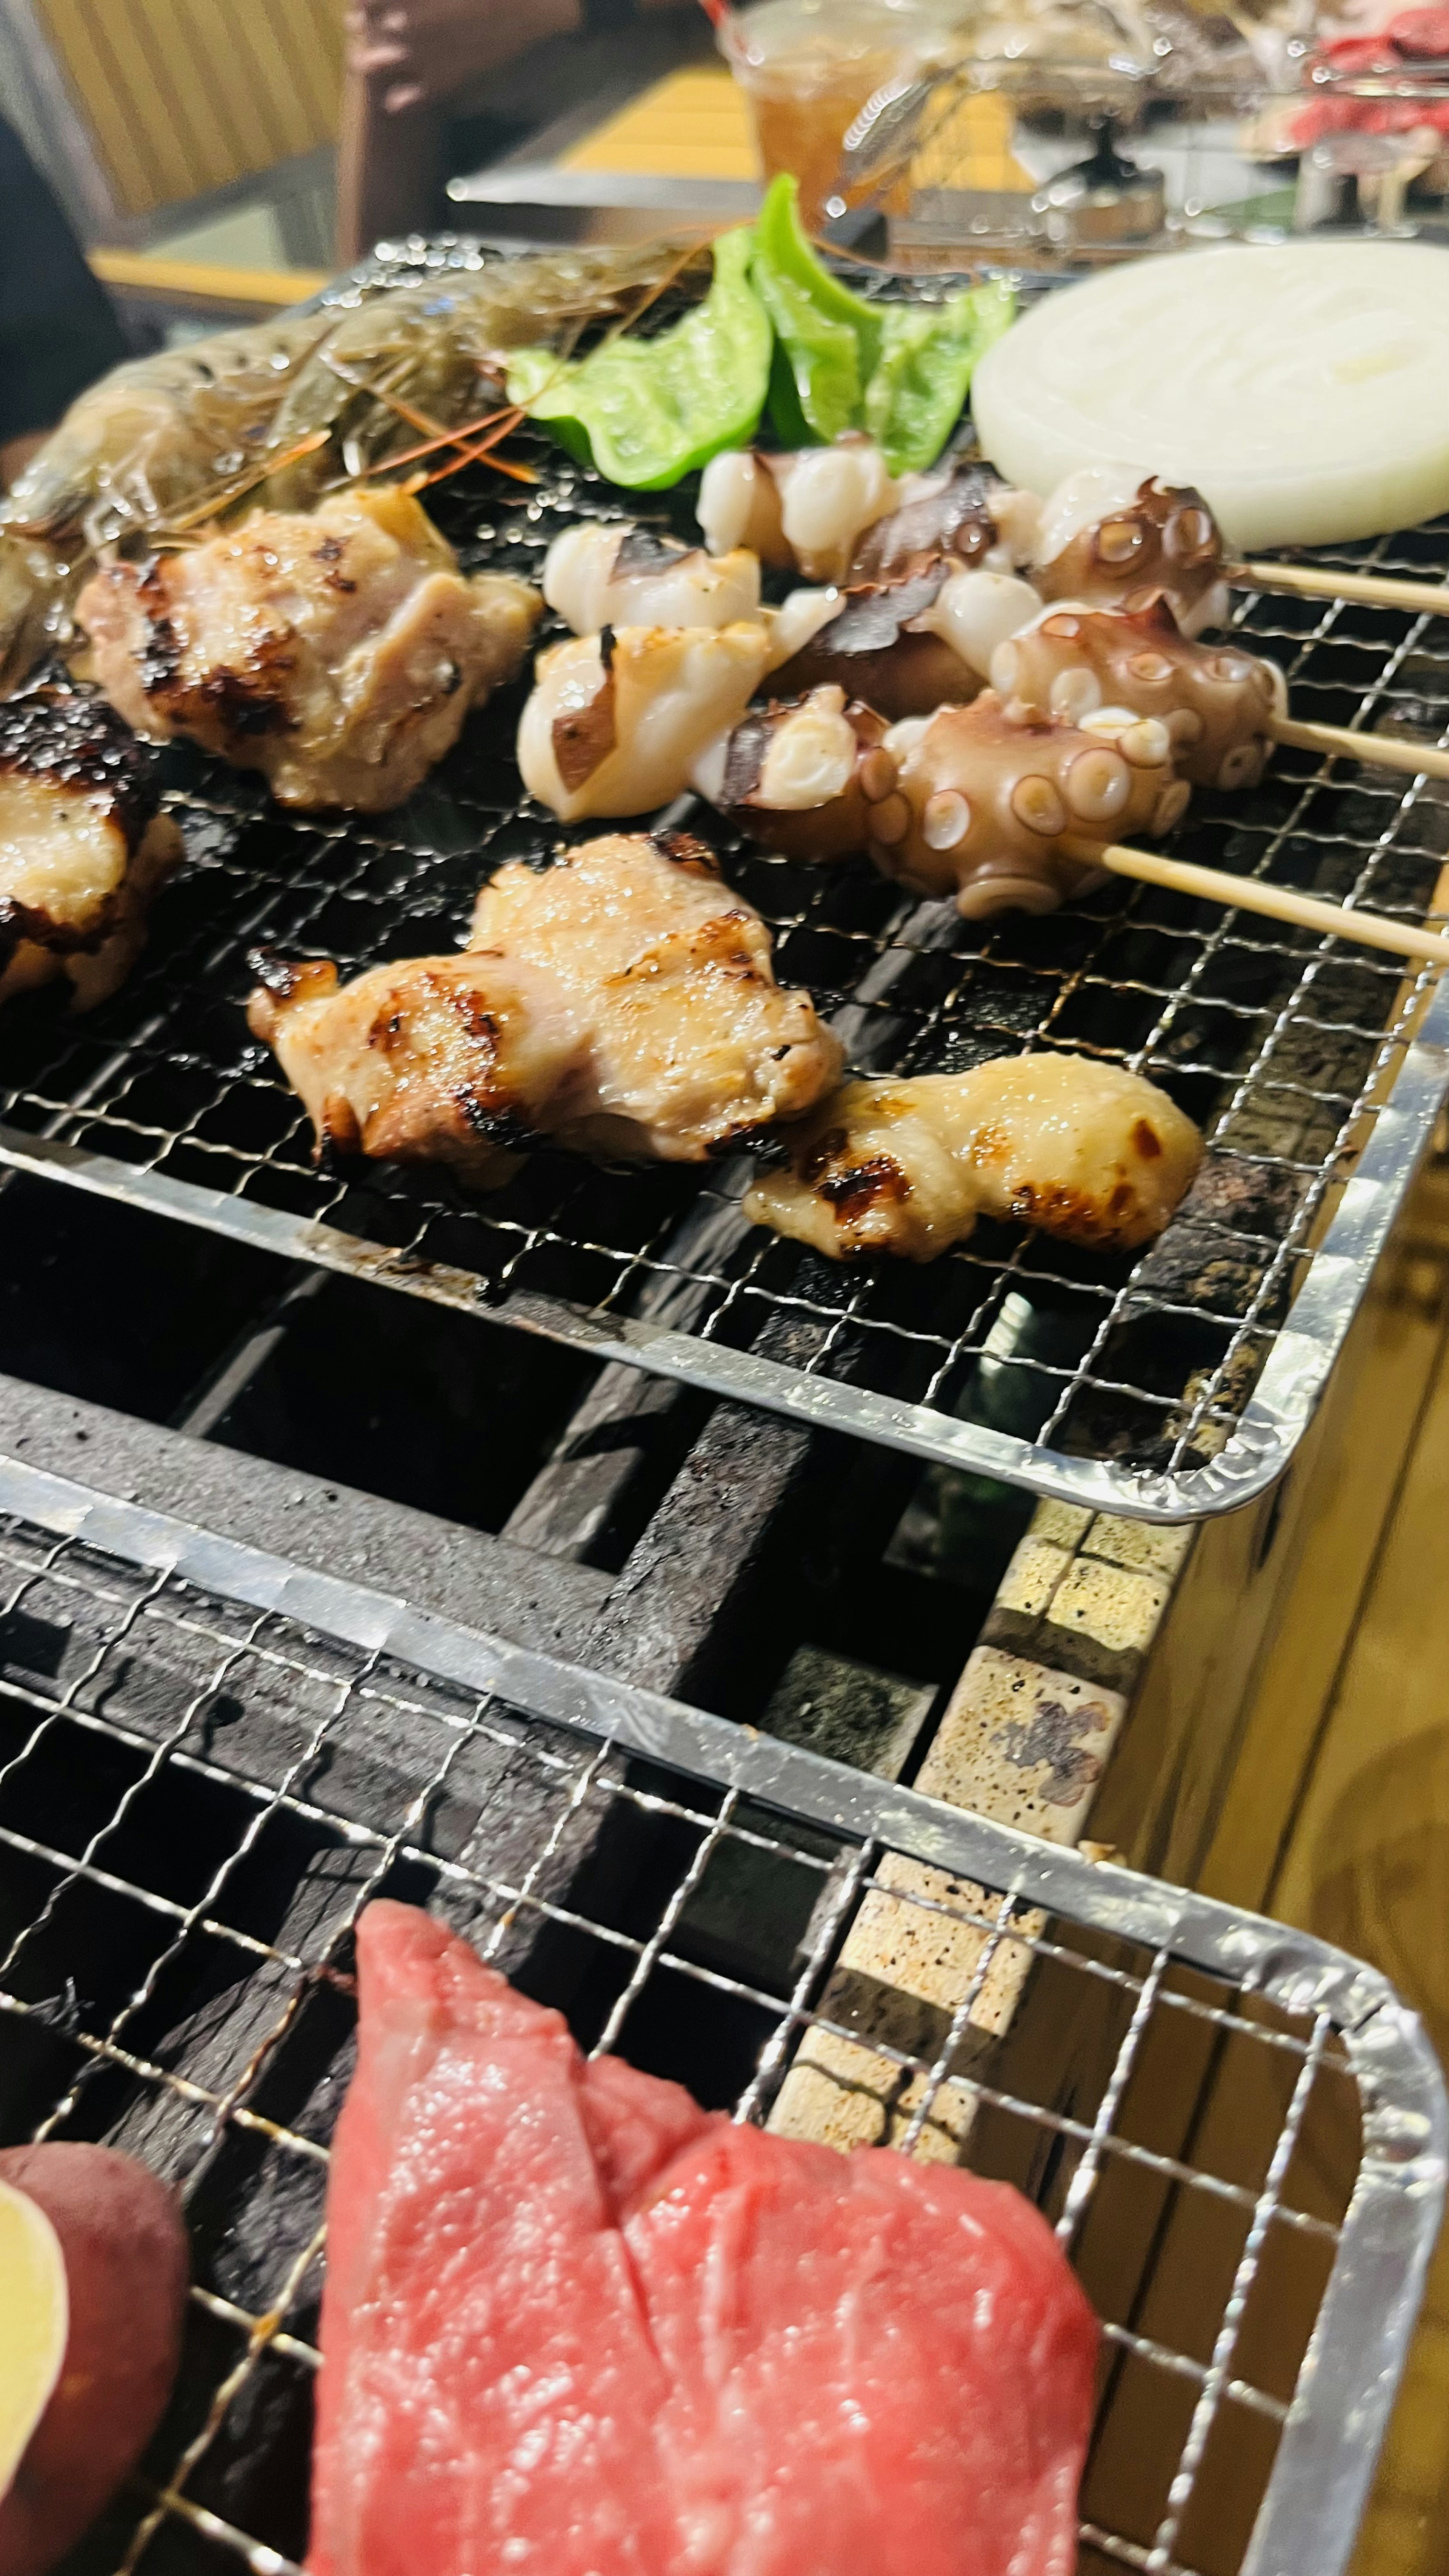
[721,0,961,228]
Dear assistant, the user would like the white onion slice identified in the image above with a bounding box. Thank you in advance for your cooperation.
[970,241,1449,551]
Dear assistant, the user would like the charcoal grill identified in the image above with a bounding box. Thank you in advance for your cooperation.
[0,247,1444,1519]
[0,1448,1438,2576]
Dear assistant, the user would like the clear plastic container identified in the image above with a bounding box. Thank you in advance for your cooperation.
[719,0,967,225]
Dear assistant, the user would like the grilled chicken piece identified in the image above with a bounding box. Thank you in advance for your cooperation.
[464,830,843,1158]
[247,949,548,1188]
[745,1057,1201,1262]
[248,830,843,1173]
[76,488,541,813]
[0,683,182,1008]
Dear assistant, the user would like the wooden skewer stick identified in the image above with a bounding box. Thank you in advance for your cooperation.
[1269,715,1449,783]
[1060,836,1449,969]
[1229,559,1449,620]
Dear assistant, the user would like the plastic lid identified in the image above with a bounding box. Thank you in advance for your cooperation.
[724,0,970,72]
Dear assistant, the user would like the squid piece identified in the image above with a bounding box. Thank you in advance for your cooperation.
[768,562,1043,722]
[542,521,762,635]
[691,685,896,862]
[991,593,1287,792]
[848,456,1043,583]
[516,620,775,820]
[697,435,897,583]
[0,683,183,1009]
[744,1057,1202,1263]
[1032,470,1231,637]
[869,693,1188,920]
[248,830,844,1173]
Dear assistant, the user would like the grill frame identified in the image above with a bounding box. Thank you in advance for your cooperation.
[0,1447,1441,2576]
[4,244,1449,1519]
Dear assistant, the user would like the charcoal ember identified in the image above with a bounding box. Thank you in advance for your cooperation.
[1131,1153,1308,1315]
[1174,1153,1309,1238]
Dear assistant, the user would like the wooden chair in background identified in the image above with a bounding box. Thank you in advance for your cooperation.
[0,0,342,242]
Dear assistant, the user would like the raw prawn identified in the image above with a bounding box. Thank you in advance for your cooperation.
[0,239,706,688]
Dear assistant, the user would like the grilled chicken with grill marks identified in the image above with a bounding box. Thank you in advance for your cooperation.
[746,1056,1201,1262]
[0,682,182,1008]
[248,829,843,1174]
[76,488,541,813]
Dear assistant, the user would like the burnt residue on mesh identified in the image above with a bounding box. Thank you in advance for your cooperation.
[1131,1153,1312,1318]
[0,676,163,850]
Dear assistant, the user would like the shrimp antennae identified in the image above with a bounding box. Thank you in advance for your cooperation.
[321,359,539,488]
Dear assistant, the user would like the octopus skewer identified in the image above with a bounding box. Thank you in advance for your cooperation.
[698,438,1449,643]
[995,587,1449,788]
[1065,836,1449,970]
[1004,464,1449,642]
[867,693,1185,920]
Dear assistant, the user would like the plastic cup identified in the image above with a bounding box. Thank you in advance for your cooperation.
[720,0,961,226]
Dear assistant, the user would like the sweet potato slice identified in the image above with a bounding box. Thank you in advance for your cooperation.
[0,2145,188,2576]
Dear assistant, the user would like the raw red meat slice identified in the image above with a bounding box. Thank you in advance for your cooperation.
[309,1901,1098,2576]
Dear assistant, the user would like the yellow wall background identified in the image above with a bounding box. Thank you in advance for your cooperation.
[34,0,342,217]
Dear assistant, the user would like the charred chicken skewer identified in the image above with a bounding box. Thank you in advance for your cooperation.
[744,1055,1203,1264]
[0,683,183,1009]
[78,488,542,814]
[248,829,843,1177]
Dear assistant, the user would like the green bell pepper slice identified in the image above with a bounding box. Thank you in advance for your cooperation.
[751,173,882,444]
[864,279,1017,476]
[752,171,1015,474]
[506,224,771,490]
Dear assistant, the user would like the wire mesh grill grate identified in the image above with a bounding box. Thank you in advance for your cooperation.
[2,258,1449,1514]
[0,1466,1440,2576]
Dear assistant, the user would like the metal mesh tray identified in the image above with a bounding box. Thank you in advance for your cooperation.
[2,251,1448,1519]
[0,1449,1440,2576]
